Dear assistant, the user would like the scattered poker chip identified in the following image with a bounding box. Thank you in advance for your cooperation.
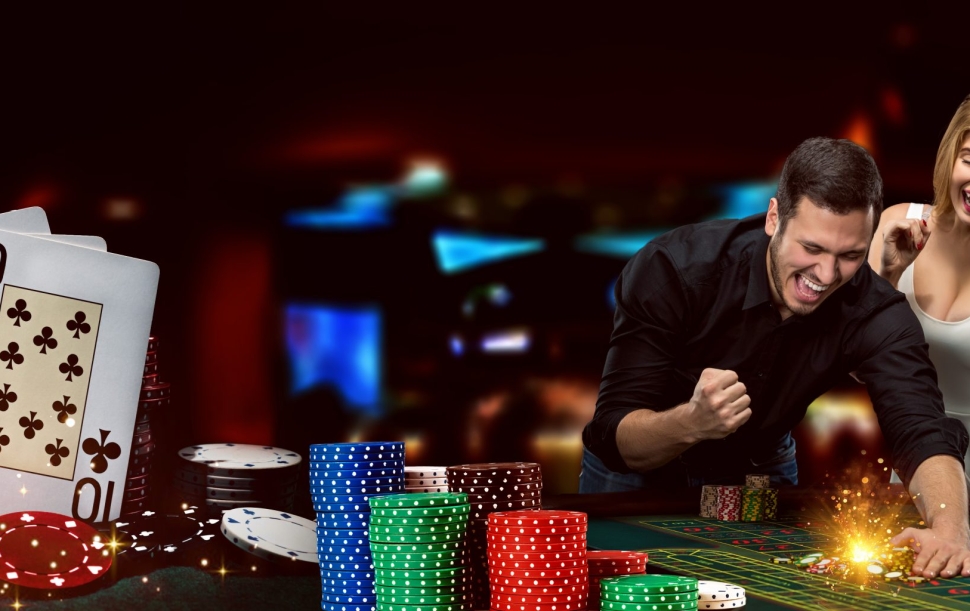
[221,507,318,563]
[769,556,792,564]
[108,505,220,560]
[795,553,823,566]
[177,443,302,477]
[0,511,112,589]
[884,570,904,580]
[866,563,886,575]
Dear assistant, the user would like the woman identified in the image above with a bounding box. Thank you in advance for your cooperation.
[869,94,970,475]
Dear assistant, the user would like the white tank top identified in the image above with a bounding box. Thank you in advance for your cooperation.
[898,203,970,418]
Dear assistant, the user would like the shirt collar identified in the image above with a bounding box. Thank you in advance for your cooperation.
[743,231,773,310]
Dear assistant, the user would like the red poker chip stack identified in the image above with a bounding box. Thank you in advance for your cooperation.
[446,462,542,610]
[715,485,742,521]
[585,550,648,609]
[487,510,589,611]
[123,335,169,517]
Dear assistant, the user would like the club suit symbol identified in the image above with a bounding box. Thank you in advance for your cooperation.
[82,429,121,474]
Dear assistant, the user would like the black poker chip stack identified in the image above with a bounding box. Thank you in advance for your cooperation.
[122,335,169,517]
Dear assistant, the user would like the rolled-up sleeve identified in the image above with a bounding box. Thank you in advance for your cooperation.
[582,244,692,473]
[850,302,969,487]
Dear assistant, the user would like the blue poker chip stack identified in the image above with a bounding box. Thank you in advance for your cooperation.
[310,441,406,611]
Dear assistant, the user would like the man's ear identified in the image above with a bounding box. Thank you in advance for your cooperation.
[766,198,779,238]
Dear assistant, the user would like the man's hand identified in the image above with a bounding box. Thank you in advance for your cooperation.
[683,368,751,441]
[891,525,970,579]
[881,217,930,278]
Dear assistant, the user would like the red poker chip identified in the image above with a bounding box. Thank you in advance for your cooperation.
[490,569,587,588]
[147,336,160,352]
[0,511,111,589]
[145,350,158,365]
[488,550,587,561]
[493,584,587,596]
[587,567,646,576]
[127,462,152,478]
[489,568,588,581]
[126,474,150,490]
[124,485,149,501]
[121,496,151,513]
[143,362,160,376]
[492,593,588,605]
[489,543,585,554]
[138,396,171,410]
[489,559,587,571]
[489,510,587,527]
[139,383,171,401]
[489,525,587,537]
[131,441,156,457]
[488,532,587,543]
[134,421,152,435]
[142,374,160,386]
[586,550,647,563]
[132,430,153,446]
[491,598,587,611]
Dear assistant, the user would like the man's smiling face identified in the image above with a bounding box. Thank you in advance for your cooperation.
[765,196,873,319]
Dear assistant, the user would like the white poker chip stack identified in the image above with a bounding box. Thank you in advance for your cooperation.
[698,580,745,608]
[404,466,449,493]
[699,485,718,518]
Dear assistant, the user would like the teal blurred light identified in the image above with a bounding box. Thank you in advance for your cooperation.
[431,231,545,274]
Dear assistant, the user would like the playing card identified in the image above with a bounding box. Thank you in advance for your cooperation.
[0,229,157,521]
[0,207,51,234]
[0,208,106,250]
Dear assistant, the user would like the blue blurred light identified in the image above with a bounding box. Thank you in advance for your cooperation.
[449,334,464,357]
[573,231,666,258]
[481,329,531,353]
[284,303,382,416]
[606,276,618,310]
[285,186,395,230]
[284,208,390,230]
[709,181,778,220]
[431,231,545,274]
[402,163,448,197]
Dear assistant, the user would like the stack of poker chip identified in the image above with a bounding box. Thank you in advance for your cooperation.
[763,488,779,520]
[368,492,472,611]
[715,485,742,521]
[124,335,168,517]
[599,574,699,611]
[698,485,718,519]
[174,443,302,518]
[488,510,589,611]
[311,441,406,611]
[745,474,770,488]
[740,487,765,522]
[696,581,745,609]
[446,462,542,609]
[586,550,648,610]
[405,466,449,493]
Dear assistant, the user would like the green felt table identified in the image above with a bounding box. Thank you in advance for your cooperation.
[553,489,970,611]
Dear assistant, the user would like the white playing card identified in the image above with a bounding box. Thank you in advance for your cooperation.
[0,207,51,234]
[0,208,107,251]
[0,229,157,521]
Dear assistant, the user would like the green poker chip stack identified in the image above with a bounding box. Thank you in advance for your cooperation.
[369,492,472,611]
[740,487,765,522]
[599,575,699,611]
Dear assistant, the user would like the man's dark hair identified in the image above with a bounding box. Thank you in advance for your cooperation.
[776,137,884,235]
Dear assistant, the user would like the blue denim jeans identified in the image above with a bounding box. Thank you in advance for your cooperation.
[578,433,798,493]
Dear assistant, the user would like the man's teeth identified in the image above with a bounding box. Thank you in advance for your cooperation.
[803,276,828,292]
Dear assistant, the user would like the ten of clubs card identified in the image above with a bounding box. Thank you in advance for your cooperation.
[0,227,158,521]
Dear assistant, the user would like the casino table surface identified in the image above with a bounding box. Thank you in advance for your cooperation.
[0,488,966,610]
[551,487,970,611]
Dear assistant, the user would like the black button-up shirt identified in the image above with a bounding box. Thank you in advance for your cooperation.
[582,214,969,486]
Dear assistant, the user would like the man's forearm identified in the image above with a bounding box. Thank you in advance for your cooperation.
[909,455,970,539]
[615,404,699,472]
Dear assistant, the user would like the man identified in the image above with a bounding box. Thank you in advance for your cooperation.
[580,137,970,579]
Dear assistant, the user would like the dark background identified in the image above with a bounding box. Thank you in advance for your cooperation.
[0,3,965,494]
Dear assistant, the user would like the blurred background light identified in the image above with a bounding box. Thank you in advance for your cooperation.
[432,231,545,274]
[284,303,383,416]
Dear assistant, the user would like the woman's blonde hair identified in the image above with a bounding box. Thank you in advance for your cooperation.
[932,94,970,228]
